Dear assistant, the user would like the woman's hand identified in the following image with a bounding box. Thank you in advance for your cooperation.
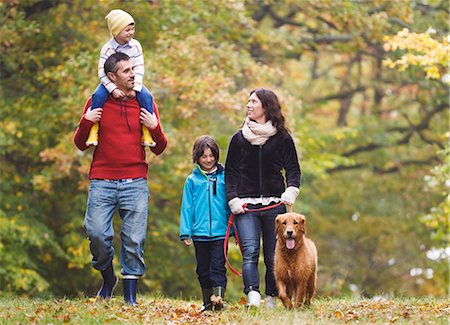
[280,186,299,205]
[229,197,245,215]
[183,238,192,246]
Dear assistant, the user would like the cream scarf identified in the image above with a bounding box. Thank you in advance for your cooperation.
[242,117,277,145]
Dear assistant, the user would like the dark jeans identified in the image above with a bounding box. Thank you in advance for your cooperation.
[234,203,286,296]
[193,239,227,289]
[91,83,154,114]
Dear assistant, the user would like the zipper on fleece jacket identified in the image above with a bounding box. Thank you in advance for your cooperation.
[198,165,219,237]
[259,145,263,197]
[199,167,213,237]
[208,176,212,236]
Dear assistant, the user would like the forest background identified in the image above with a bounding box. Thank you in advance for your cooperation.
[0,0,448,302]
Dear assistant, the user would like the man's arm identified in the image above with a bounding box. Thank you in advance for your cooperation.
[148,101,167,155]
[73,98,95,151]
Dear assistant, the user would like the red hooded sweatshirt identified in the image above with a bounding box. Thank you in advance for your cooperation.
[74,96,167,180]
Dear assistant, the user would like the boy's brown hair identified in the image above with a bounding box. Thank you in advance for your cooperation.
[192,135,220,164]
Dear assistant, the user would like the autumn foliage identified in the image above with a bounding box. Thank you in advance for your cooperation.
[0,0,448,299]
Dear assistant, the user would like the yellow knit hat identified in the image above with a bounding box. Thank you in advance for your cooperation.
[105,9,135,37]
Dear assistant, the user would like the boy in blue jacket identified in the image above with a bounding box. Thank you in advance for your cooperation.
[180,135,231,311]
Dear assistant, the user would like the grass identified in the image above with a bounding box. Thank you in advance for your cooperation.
[0,295,448,324]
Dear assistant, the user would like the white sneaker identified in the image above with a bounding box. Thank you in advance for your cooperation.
[265,295,277,309]
[246,290,261,308]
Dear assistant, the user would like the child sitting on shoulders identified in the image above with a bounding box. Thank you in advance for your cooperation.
[86,9,155,147]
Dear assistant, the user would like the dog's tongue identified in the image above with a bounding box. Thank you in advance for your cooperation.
[286,238,295,250]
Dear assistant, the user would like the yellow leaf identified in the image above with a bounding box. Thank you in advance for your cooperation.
[335,310,344,318]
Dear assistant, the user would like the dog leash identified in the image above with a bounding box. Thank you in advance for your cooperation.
[224,202,293,277]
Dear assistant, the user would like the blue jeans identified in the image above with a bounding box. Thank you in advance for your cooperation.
[91,83,154,114]
[193,240,227,289]
[84,178,149,276]
[234,203,286,296]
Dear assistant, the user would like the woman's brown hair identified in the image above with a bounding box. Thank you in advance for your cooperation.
[250,88,289,134]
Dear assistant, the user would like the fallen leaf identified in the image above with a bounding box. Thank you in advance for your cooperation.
[335,310,344,318]
[390,316,399,323]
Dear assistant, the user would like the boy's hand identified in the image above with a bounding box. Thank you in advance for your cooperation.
[127,90,136,98]
[84,106,103,123]
[183,238,192,246]
[112,88,126,99]
[140,108,158,130]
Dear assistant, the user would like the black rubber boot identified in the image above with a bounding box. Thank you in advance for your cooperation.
[211,286,225,311]
[97,263,118,299]
[200,288,213,311]
[123,279,138,307]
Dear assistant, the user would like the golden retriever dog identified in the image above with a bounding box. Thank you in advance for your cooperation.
[274,212,317,308]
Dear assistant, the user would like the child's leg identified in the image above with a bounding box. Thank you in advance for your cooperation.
[135,85,154,114]
[135,85,156,147]
[209,239,227,289]
[194,241,213,289]
[209,239,227,310]
[86,84,109,146]
[194,241,213,310]
[91,84,109,109]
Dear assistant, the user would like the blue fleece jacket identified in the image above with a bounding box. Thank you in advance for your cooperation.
[179,163,231,241]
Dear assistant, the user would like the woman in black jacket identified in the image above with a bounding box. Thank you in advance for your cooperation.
[225,88,301,309]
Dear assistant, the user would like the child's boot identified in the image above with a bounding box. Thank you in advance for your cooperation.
[141,125,156,147]
[200,288,213,312]
[265,295,277,309]
[211,286,225,311]
[86,122,99,146]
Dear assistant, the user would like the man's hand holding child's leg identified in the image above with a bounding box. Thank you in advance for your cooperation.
[85,107,103,147]
[140,108,157,147]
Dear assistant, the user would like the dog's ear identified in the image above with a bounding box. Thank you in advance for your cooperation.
[276,214,284,224]
[275,214,283,233]
[301,216,307,235]
[275,215,280,231]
